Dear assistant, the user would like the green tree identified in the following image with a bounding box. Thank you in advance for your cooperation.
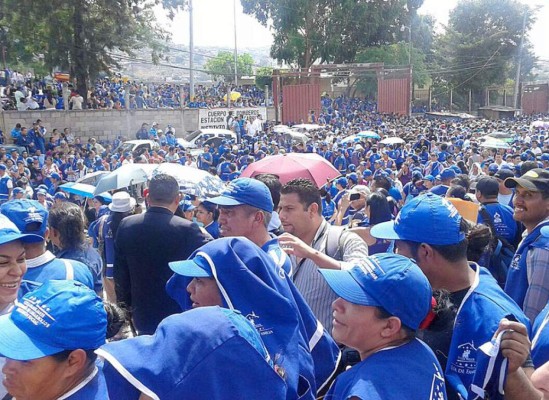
[354,43,429,98]
[255,66,273,89]
[204,51,254,83]
[435,0,536,92]
[241,0,412,68]
[0,0,185,107]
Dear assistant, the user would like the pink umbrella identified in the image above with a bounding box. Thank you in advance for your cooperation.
[241,153,341,187]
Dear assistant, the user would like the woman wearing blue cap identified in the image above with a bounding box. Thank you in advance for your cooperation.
[0,215,44,398]
[319,253,448,400]
[0,280,116,400]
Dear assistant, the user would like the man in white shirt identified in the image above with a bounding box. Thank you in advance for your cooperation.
[70,92,84,110]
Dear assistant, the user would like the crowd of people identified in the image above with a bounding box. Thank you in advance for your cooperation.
[0,94,548,399]
[1,73,269,111]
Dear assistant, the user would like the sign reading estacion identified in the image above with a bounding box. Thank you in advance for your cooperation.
[198,107,267,130]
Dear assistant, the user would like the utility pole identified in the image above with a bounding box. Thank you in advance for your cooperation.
[1,46,6,69]
[189,0,195,101]
[233,0,238,86]
[513,11,527,110]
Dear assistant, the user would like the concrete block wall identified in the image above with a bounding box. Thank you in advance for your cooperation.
[0,109,192,143]
[1,107,276,143]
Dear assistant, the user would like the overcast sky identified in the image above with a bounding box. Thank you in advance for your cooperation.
[157,0,549,59]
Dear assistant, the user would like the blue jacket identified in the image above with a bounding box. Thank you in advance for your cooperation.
[505,222,549,312]
[166,237,340,397]
[326,338,447,400]
[445,264,530,399]
[98,307,287,400]
[65,366,109,399]
[531,302,549,368]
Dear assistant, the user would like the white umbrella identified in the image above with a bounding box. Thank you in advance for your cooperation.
[93,164,150,195]
[357,130,380,140]
[341,135,359,144]
[76,171,109,185]
[532,120,549,128]
[380,137,405,145]
[149,163,225,198]
[479,138,510,150]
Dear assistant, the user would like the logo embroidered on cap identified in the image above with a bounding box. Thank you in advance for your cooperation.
[14,296,55,328]
[25,206,44,224]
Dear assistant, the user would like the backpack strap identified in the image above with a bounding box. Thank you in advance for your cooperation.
[325,225,346,261]
[63,259,74,280]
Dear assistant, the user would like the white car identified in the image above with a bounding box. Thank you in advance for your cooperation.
[177,129,237,149]
[115,140,160,155]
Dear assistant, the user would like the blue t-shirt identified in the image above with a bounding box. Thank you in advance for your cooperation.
[24,253,94,291]
[477,203,517,244]
[326,338,447,400]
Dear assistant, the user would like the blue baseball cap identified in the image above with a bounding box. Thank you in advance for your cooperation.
[0,280,107,360]
[336,177,348,187]
[347,172,358,183]
[319,254,432,330]
[488,163,499,173]
[371,192,465,245]
[0,214,43,245]
[206,178,273,213]
[170,253,213,278]
[423,174,435,182]
[362,170,372,178]
[0,164,6,171]
[54,192,68,201]
[412,170,423,180]
[179,199,196,213]
[541,153,549,161]
[12,187,24,195]
[440,168,456,180]
[1,200,48,238]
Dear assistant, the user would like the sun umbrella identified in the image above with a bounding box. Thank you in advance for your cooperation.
[341,135,360,144]
[357,130,380,140]
[60,182,112,202]
[532,120,549,129]
[93,164,150,195]
[479,138,510,150]
[380,137,405,145]
[149,163,225,198]
[223,91,241,102]
[76,171,109,185]
[486,131,513,139]
[241,153,340,187]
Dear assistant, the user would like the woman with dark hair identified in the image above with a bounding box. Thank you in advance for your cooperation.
[350,192,394,254]
[397,162,413,187]
[49,202,103,294]
[457,160,469,175]
[320,189,336,222]
[195,201,220,239]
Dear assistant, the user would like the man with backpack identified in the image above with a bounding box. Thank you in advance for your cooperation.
[475,176,519,286]
[277,178,369,333]
[504,169,549,322]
